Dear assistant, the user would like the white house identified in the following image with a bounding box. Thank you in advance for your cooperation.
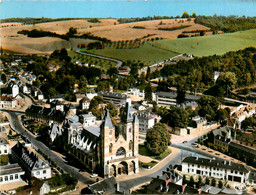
[0,95,17,108]
[12,84,19,97]
[0,163,25,184]
[181,156,252,184]
[137,112,161,133]
[80,97,90,110]
[79,112,97,128]
[12,142,52,180]
[0,137,11,155]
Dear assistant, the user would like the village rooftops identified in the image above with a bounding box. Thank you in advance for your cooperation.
[182,156,248,172]
[87,176,117,194]
[156,91,200,101]
[98,91,128,99]
[0,163,24,176]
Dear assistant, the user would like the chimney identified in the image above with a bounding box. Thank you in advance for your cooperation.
[224,160,226,165]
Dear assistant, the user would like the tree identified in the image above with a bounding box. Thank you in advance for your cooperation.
[176,85,186,106]
[198,96,221,120]
[192,12,196,18]
[215,108,228,124]
[145,83,152,101]
[107,67,118,78]
[107,102,118,117]
[163,106,189,128]
[205,177,210,185]
[211,178,216,187]
[218,180,223,188]
[96,81,110,92]
[182,11,190,18]
[189,176,195,187]
[216,72,237,96]
[145,123,170,156]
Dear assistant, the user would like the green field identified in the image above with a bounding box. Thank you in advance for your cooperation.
[81,43,178,66]
[68,50,116,71]
[153,29,256,57]
[76,29,256,67]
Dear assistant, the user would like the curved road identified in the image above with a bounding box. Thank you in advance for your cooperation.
[76,50,122,68]
[5,111,93,184]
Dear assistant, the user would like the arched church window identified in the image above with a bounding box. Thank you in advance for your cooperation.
[129,128,132,133]
[116,147,126,156]
[129,140,133,150]
[109,143,113,153]
[109,130,112,136]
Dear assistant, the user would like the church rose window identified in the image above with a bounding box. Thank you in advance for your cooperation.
[116,147,126,156]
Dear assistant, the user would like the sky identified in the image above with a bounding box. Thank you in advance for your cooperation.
[0,0,256,19]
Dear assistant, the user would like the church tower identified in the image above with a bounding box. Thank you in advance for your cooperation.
[101,109,115,177]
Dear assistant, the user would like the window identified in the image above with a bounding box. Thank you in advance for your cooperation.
[116,147,126,156]
[36,171,40,175]
[231,170,233,173]
[4,150,7,154]
[192,164,194,167]
[109,131,112,136]
[10,175,13,180]
[129,128,132,133]
[5,176,8,181]
[43,170,46,174]
[109,143,113,153]
[235,171,238,174]
[15,174,18,179]
[129,140,133,150]
[0,177,2,182]
[240,172,243,175]
[198,165,200,168]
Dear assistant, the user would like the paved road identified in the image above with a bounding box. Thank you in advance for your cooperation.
[5,111,93,184]
[76,50,122,68]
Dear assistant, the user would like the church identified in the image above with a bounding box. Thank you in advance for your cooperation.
[65,103,139,178]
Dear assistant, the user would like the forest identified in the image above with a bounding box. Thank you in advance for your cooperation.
[158,47,256,97]
[195,15,256,33]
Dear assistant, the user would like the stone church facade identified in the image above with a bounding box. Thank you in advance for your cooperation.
[66,103,139,178]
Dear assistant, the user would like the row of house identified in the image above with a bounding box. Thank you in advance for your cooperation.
[208,127,256,165]
[181,156,256,186]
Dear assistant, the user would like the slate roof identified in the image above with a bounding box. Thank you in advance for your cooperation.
[88,176,117,194]
[201,185,222,194]
[103,109,114,129]
[98,91,128,100]
[182,157,248,172]
[156,91,200,101]
[86,126,101,137]
[0,163,24,176]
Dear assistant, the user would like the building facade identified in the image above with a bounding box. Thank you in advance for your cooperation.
[12,142,52,180]
[98,91,131,107]
[181,156,252,183]
[66,104,139,178]
[0,163,25,185]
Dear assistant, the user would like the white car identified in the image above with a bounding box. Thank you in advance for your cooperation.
[90,173,98,178]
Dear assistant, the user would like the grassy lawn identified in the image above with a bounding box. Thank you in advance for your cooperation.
[139,160,158,169]
[81,43,178,66]
[68,50,116,71]
[153,29,256,57]
[139,144,172,160]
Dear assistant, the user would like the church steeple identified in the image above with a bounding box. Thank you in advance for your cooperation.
[104,109,114,129]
